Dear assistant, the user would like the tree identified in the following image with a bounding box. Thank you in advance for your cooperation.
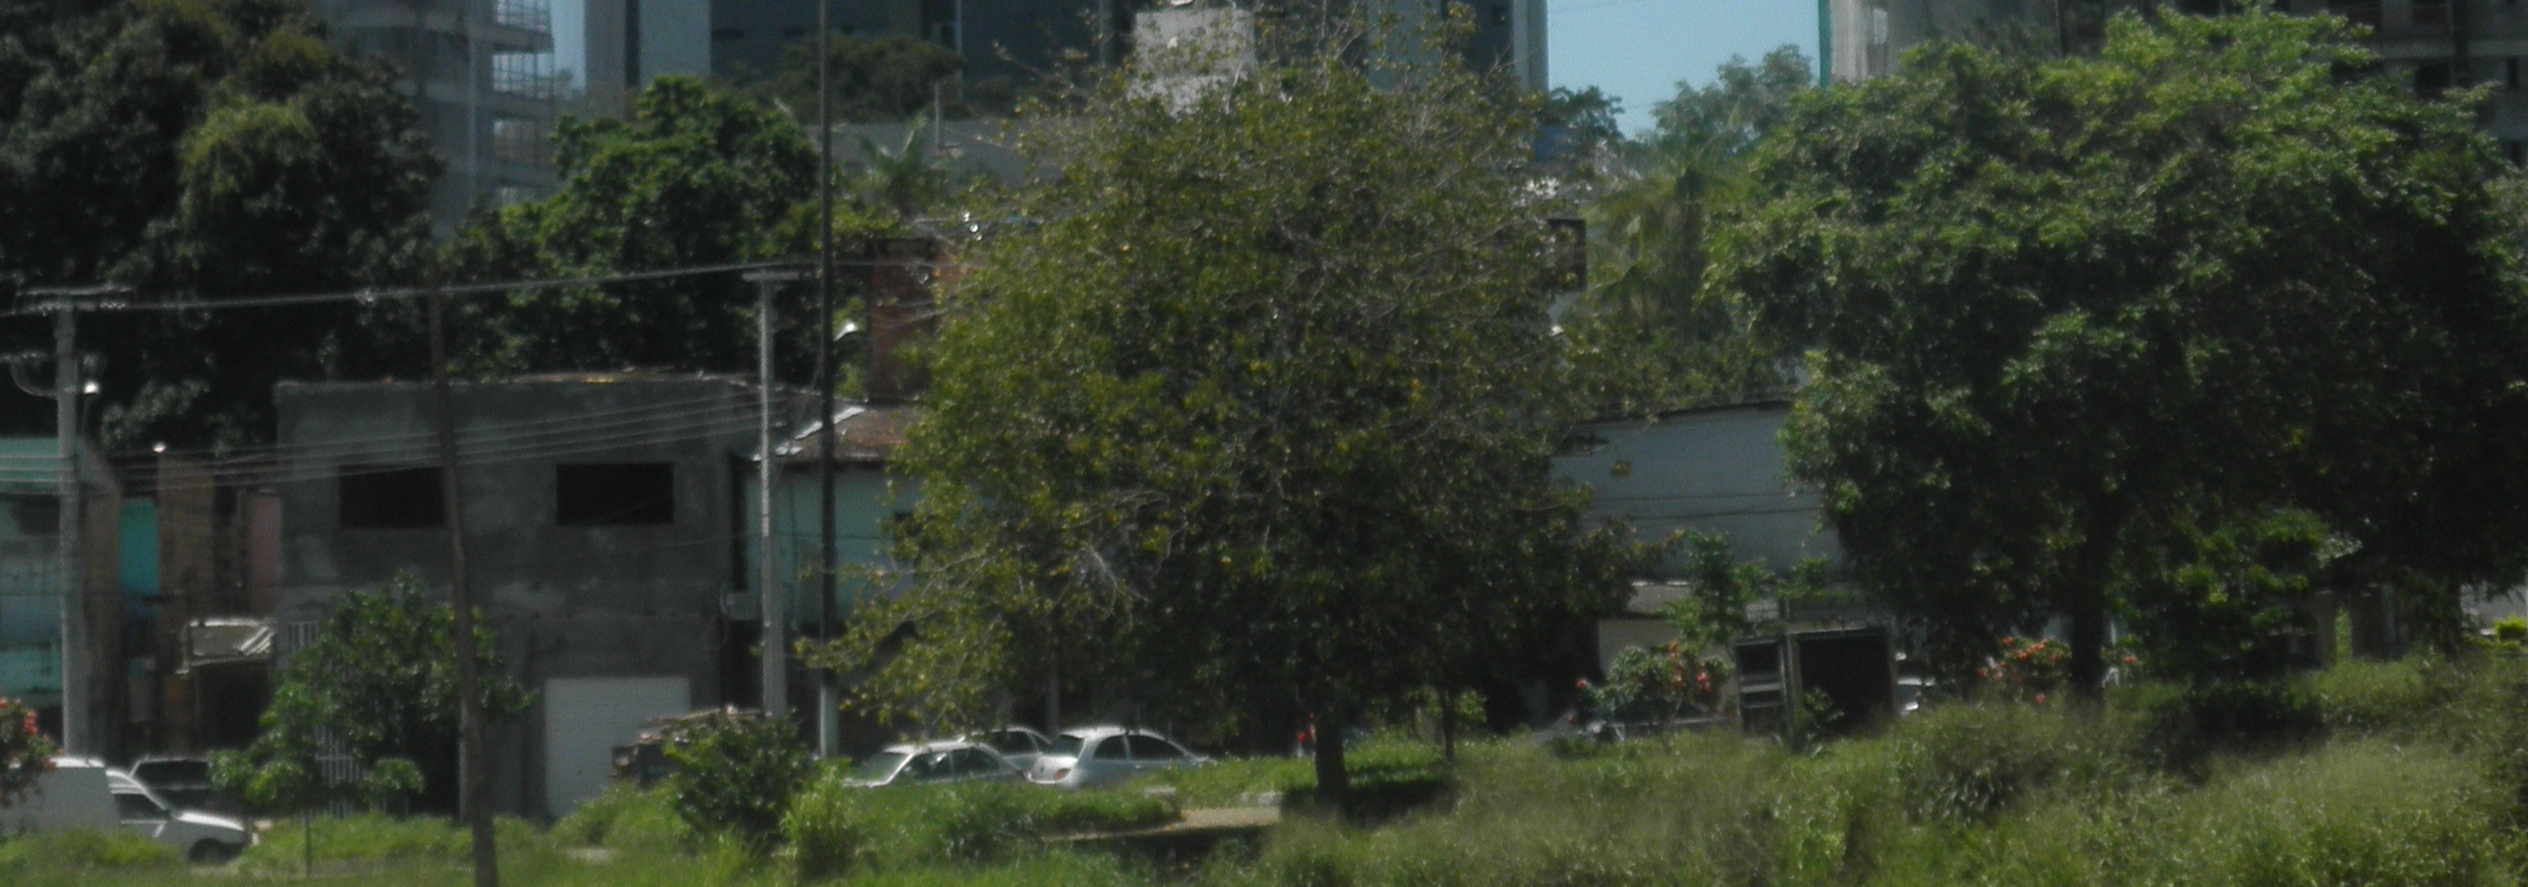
[1566,47,1812,415]
[814,34,1642,807]
[0,0,439,448]
[446,75,897,380]
[212,574,532,817]
[749,32,1011,123]
[0,694,53,807]
[1717,10,2528,694]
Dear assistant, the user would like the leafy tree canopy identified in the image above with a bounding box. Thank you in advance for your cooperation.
[748,32,1013,123]
[813,25,1645,804]
[447,76,898,382]
[1566,47,1812,416]
[0,0,438,448]
[212,574,531,815]
[1718,10,2528,690]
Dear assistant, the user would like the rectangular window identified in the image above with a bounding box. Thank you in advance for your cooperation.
[2510,58,2521,91]
[556,463,675,526]
[340,466,444,529]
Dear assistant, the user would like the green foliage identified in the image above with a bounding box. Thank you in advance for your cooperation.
[1720,9,2528,686]
[823,18,1644,787]
[1566,47,1812,415]
[551,784,698,851]
[785,776,1175,880]
[0,695,52,807]
[651,710,812,849]
[0,0,438,447]
[749,33,1012,123]
[212,572,531,815]
[1220,734,1785,887]
[230,812,547,874]
[446,75,899,381]
[0,828,178,872]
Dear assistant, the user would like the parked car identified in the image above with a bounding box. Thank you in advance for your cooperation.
[845,740,1025,788]
[964,726,1054,771]
[129,756,242,818]
[1028,727,1207,790]
[2,757,254,863]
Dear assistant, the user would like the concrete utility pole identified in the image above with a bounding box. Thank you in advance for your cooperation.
[748,269,808,723]
[427,289,498,887]
[30,286,102,756]
[816,0,841,759]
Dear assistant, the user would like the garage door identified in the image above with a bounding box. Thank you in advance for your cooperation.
[543,676,690,817]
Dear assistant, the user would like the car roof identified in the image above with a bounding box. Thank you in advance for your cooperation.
[878,739,1000,755]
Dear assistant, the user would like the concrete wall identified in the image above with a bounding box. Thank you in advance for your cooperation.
[1554,403,1838,577]
[273,377,756,817]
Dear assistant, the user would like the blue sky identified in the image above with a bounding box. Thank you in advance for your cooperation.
[1549,0,1818,135]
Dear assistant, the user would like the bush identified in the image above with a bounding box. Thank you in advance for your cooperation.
[1881,701,2141,824]
[2122,680,2322,772]
[0,829,179,871]
[786,776,1175,880]
[553,783,697,851]
[656,710,812,849]
[1225,734,1783,887]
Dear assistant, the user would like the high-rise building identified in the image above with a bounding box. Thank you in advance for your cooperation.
[310,0,563,227]
[1823,1,2528,159]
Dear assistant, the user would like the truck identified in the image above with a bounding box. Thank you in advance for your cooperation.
[1,757,255,863]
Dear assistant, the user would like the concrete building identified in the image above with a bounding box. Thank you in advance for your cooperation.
[272,376,767,817]
[309,0,563,226]
[1823,1,2528,158]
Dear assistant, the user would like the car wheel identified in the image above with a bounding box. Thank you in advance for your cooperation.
[188,839,239,865]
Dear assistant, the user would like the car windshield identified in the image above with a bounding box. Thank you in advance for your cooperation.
[1049,735,1084,758]
[851,752,908,783]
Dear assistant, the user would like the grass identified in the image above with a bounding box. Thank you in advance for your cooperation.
[20,656,2528,885]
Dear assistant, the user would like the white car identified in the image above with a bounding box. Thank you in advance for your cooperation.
[1027,727,1207,790]
[2,757,254,863]
[844,740,1025,787]
[965,726,1055,771]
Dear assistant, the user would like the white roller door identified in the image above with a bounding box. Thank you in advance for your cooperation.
[543,676,690,817]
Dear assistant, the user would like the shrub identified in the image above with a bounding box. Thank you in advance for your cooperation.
[2304,656,2448,736]
[787,776,1175,880]
[1227,734,1784,887]
[0,829,178,871]
[0,696,54,807]
[656,709,812,849]
[553,783,696,851]
[1882,701,2140,823]
[2119,679,2322,772]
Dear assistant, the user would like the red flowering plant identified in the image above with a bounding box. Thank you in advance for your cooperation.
[1982,636,2071,703]
[1587,641,1734,725]
[1,695,56,808]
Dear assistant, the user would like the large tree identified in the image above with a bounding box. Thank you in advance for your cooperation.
[446,76,896,381]
[819,37,1641,804]
[1719,9,2528,692]
[0,0,439,448]
[1566,47,1813,415]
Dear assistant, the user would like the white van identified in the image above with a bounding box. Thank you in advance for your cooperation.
[1,757,254,863]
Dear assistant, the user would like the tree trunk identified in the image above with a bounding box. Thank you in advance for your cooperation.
[2066,494,2133,704]
[1312,717,1349,815]
[1439,690,1456,764]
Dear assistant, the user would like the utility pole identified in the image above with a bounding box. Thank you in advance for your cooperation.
[748,269,808,724]
[427,290,498,887]
[29,285,114,757]
[816,0,841,759]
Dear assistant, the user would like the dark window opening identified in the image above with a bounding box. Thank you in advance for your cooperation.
[2415,61,2453,96]
[557,463,675,526]
[711,27,743,40]
[8,498,57,535]
[340,466,444,529]
[2510,58,2521,90]
[782,25,808,39]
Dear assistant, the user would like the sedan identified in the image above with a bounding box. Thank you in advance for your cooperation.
[845,740,1025,788]
[965,726,1055,771]
[1028,727,1207,790]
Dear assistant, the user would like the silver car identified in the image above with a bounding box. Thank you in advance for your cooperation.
[845,740,1024,788]
[965,726,1055,772]
[1027,727,1206,790]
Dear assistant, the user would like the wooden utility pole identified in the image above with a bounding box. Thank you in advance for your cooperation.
[427,290,497,887]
